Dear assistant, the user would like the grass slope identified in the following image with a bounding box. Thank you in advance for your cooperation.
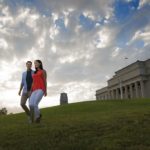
[0,99,150,150]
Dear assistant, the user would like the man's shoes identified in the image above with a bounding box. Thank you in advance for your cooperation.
[27,116,32,124]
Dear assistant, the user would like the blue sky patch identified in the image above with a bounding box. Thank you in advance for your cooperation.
[114,0,140,23]
[79,14,95,30]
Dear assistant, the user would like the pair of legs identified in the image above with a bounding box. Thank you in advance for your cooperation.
[29,89,44,123]
[20,92,30,117]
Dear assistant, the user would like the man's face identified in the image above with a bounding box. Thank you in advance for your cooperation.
[26,62,32,70]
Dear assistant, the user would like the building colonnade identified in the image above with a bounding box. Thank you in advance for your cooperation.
[97,80,145,100]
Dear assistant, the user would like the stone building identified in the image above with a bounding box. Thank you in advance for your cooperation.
[60,92,68,105]
[96,59,150,100]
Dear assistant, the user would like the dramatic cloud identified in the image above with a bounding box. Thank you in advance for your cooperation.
[138,0,150,9]
[0,0,150,113]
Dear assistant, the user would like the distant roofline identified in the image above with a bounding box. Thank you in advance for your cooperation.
[108,58,150,82]
[96,86,108,94]
[96,86,107,92]
[115,59,145,73]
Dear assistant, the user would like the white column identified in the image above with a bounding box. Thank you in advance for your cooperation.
[130,84,133,99]
[135,82,139,98]
[116,88,119,99]
[125,85,128,99]
[109,91,111,99]
[120,87,123,99]
[108,91,111,99]
[96,96,98,100]
[112,90,114,99]
[140,80,145,98]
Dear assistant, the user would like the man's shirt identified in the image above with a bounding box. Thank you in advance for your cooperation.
[21,70,34,94]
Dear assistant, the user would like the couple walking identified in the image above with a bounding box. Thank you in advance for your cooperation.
[18,60,47,123]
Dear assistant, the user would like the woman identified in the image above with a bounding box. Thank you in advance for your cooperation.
[29,60,47,123]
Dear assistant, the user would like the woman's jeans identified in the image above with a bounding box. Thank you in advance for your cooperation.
[29,89,44,120]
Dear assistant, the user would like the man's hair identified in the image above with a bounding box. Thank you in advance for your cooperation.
[26,61,32,64]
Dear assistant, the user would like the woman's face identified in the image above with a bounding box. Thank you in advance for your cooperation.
[34,61,40,68]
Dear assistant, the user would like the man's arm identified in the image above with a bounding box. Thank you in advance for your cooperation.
[18,73,24,96]
[18,84,23,96]
[28,82,34,97]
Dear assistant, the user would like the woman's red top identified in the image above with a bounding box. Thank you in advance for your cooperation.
[32,69,46,93]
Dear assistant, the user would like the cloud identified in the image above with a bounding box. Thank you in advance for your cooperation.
[138,0,150,9]
[115,4,150,47]
[129,25,150,46]
[0,0,150,113]
[41,0,114,16]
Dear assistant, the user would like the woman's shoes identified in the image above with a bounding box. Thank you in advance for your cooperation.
[35,114,42,123]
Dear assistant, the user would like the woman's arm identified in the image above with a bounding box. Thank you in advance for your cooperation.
[43,70,47,96]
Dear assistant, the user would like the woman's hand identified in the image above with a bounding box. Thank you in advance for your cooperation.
[45,91,47,97]
[28,91,32,97]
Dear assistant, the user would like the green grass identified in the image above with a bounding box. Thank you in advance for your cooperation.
[0,99,150,150]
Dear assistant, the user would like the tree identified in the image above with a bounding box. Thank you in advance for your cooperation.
[0,107,7,115]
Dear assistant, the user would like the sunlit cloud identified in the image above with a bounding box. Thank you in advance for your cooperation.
[0,0,150,113]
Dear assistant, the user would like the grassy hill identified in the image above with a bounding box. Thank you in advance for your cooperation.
[0,99,150,150]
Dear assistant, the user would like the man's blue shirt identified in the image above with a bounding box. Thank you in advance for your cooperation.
[21,70,34,94]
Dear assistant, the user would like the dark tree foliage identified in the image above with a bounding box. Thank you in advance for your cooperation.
[0,107,7,115]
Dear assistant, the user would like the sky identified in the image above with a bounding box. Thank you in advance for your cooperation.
[0,0,150,113]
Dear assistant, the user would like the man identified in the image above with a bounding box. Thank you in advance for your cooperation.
[18,61,34,122]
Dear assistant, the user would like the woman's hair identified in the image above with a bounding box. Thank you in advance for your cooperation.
[34,60,43,74]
